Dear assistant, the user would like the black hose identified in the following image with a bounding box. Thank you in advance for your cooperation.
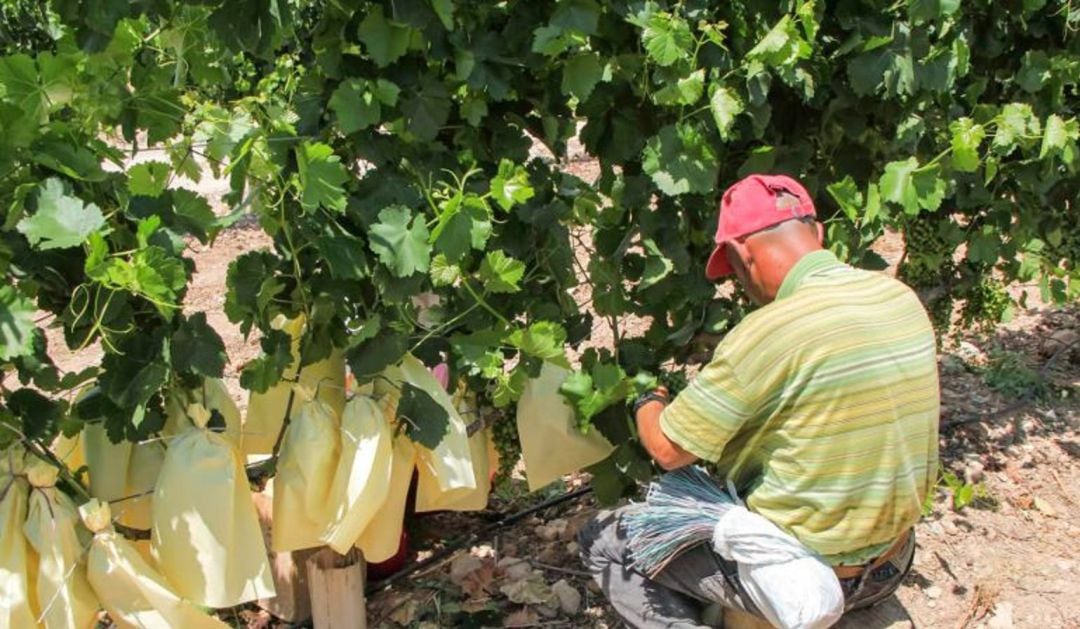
[365,486,593,595]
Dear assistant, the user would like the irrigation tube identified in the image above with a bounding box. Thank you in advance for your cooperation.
[365,486,593,595]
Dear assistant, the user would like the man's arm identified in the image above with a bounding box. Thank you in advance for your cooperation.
[635,387,698,470]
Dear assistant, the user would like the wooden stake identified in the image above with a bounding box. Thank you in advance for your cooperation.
[252,491,316,623]
[306,547,367,629]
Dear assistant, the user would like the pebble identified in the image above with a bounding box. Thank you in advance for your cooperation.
[566,541,580,557]
[552,579,583,615]
[925,585,942,599]
[964,461,985,484]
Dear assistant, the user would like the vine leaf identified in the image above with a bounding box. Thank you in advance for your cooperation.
[642,123,719,196]
[296,142,348,213]
[992,103,1040,156]
[0,285,36,361]
[949,118,985,173]
[709,84,743,141]
[369,205,431,278]
[240,329,293,394]
[17,178,105,250]
[397,382,450,449]
[478,250,526,294]
[490,160,535,211]
[171,313,227,379]
[561,53,604,101]
[357,6,413,68]
[1039,114,1078,165]
[878,158,945,215]
[128,161,172,198]
[637,11,693,67]
[509,321,567,362]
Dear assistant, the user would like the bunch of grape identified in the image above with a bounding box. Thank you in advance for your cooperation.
[490,413,521,481]
[898,217,959,337]
[961,278,1012,332]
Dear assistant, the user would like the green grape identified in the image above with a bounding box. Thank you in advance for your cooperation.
[961,279,1011,332]
[490,413,521,480]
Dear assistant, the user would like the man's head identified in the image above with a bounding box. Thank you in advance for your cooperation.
[706,175,824,305]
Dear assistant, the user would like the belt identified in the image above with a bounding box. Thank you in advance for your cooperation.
[832,529,912,580]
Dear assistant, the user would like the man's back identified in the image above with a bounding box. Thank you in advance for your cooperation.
[660,250,940,564]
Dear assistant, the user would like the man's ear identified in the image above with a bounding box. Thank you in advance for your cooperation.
[815,221,825,245]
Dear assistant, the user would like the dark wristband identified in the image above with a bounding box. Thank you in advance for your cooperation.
[632,391,669,415]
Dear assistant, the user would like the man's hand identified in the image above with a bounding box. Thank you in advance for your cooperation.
[635,386,697,471]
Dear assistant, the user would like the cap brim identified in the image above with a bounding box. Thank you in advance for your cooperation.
[705,245,732,280]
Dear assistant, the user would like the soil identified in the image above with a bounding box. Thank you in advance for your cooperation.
[13,153,1079,629]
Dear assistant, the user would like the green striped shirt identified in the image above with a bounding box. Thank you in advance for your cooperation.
[660,250,939,565]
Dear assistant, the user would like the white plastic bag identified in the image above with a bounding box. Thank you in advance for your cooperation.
[711,506,844,629]
[0,447,39,627]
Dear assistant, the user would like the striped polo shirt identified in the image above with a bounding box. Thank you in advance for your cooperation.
[660,249,939,565]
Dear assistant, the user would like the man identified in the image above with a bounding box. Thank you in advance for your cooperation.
[579,174,940,628]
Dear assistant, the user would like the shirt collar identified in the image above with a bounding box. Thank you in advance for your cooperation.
[775,249,843,301]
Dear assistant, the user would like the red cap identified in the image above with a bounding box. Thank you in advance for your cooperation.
[705,174,817,280]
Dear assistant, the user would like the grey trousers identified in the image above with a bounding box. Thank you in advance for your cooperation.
[578,505,915,629]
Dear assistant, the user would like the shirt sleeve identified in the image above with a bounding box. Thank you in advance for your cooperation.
[659,346,756,462]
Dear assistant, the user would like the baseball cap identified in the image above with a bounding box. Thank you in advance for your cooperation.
[705,174,817,280]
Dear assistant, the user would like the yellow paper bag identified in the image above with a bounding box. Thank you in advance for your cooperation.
[320,396,393,554]
[80,499,227,629]
[82,423,164,563]
[50,432,85,476]
[355,431,416,563]
[517,362,615,491]
[151,405,274,608]
[416,389,492,512]
[243,314,346,457]
[1,448,40,627]
[23,461,100,629]
[271,391,340,552]
[386,355,476,508]
[164,378,242,449]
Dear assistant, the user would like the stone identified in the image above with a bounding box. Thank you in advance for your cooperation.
[925,585,942,599]
[552,579,582,615]
[497,557,532,581]
[986,601,1014,629]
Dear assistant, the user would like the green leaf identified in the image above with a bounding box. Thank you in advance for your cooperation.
[369,205,432,277]
[747,15,809,70]
[240,329,293,394]
[171,189,219,243]
[490,160,535,211]
[642,123,719,196]
[993,103,1040,155]
[640,12,693,67]
[0,285,36,361]
[1039,114,1078,164]
[128,161,171,198]
[357,6,413,68]
[316,231,369,280]
[100,329,170,411]
[561,53,604,101]
[654,69,705,106]
[878,158,945,215]
[17,178,105,250]
[397,382,451,449]
[709,84,743,141]
[967,226,999,265]
[847,46,915,98]
[430,253,461,287]
[296,142,348,213]
[510,321,567,361]
[478,250,526,293]
[171,313,227,378]
[329,79,381,134]
[347,330,409,381]
[640,238,673,289]
[949,118,985,172]
[401,78,451,142]
[826,176,863,222]
[1016,51,1050,94]
[430,0,454,29]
